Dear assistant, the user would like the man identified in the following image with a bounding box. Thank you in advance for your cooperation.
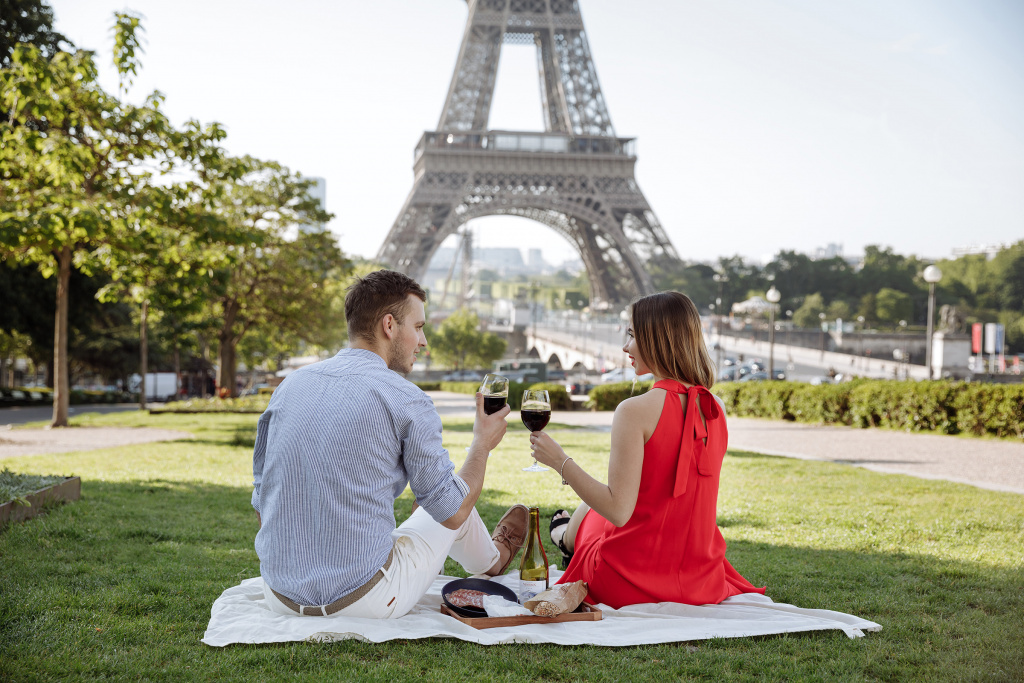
[252,269,527,618]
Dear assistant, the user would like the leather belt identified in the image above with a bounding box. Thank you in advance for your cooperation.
[270,548,394,617]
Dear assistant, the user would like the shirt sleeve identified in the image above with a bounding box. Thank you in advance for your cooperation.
[400,392,468,523]
[251,410,272,514]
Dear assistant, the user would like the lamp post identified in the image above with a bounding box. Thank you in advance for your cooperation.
[713,273,728,368]
[899,319,908,379]
[766,286,781,379]
[819,311,827,360]
[923,265,942,379]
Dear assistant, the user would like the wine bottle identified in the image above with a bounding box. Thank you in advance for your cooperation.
[518,507,549,603]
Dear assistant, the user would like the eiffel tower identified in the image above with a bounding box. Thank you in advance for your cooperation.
[377,0,678,306]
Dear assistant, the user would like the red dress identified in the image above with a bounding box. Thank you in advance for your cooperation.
[556,379,765,608]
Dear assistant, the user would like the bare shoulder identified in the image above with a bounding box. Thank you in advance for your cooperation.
[615,387,664,413]
[613,387,665,436]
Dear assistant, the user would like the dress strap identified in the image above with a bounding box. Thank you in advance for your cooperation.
[653,380,721,497]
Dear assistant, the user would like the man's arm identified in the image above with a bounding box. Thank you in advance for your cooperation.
[440,393,509,529]
[252,411,271,529]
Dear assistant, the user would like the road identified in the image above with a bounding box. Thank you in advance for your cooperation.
[0,404,141,428]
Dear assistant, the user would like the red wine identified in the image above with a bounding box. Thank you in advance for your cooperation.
[521,409,550,431]
[483,395,506,415]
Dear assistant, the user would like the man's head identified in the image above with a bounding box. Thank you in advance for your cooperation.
[345,270,428,373]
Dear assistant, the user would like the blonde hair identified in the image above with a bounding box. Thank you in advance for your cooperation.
[630,291,716,388]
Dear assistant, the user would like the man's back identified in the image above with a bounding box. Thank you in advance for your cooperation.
[252,348,467,605]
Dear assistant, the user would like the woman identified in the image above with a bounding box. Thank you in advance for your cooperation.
[529,291,765,608]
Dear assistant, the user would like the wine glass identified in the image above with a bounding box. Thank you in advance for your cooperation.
[479,374,509,415]
[521,389,551,472]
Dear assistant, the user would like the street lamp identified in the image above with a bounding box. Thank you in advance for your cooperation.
[923,265,943,379]
[819,311,827,359]
[713,273,729,368]
[766,286,781,379]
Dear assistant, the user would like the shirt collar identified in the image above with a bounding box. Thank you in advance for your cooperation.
[337,347,388,369]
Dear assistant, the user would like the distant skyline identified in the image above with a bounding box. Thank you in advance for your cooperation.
[49,0,1024,265]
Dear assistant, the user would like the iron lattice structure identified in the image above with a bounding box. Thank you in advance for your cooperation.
[377,0,678,305]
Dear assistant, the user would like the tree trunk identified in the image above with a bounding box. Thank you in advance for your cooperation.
[218,303,239,398]
[199,334,209,398]
[173,341,181,400]
[218,337,237,398]
[139,299,148,410]
[51,246,71,428]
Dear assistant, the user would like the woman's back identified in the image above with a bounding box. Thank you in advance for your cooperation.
[558,379,764,607]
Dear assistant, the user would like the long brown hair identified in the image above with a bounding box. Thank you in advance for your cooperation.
[630,291,716,388]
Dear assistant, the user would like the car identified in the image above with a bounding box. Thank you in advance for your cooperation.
[441,370,484,382]
[738,372,769,382]
[738,369,786,382]
[599,367,653,384]
[547,369,567,382]
[808,376,834,386]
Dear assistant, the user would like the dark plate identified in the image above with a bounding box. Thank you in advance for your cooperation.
[441,578,518,618]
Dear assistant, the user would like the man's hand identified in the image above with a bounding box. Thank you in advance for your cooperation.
[442,393,509,530]
[471,391,509,454]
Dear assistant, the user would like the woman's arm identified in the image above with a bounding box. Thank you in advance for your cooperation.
[531,396,650,527]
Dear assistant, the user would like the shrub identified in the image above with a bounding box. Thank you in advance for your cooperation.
[414,381,442,392]
[789,382,858,425]
[587,381,653,411]
[527,382,572,411]
[150,396,271,414]
[597,379,1023,441]
[734,381,798,420]
[0,468,66,506]
[952,383,1024,439]
[713,382,741,414]
[439,381,530,409]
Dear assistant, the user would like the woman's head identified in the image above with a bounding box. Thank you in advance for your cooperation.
[626,291,715,388]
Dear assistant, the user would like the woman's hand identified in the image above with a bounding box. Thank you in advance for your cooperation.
[529,431,569,471]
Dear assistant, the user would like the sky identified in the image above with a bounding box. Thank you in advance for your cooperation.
[49,0,1024,266]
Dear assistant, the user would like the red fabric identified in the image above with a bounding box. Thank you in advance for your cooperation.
[556,379,766,608]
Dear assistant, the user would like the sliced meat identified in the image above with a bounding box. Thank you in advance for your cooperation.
[446,588,486,609]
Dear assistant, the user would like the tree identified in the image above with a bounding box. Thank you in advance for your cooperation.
[427,309,506,370]
[792,293,826,329]
[0,328,31,387]
[826,300,852,321]
[201,156,349,397]
[857,293,878,327]
[0,0,70,66]
[0,23,179,425]
[875,288,913,329]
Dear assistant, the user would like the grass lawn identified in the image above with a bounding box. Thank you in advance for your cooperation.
[1,409,1022,682]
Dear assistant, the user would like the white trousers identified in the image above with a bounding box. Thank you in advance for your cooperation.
[264,507,499,619]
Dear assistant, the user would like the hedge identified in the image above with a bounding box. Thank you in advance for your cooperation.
[587,381,653,411]
[149,396,271,414]
[436,381,572,411]
[587,379,1024,440]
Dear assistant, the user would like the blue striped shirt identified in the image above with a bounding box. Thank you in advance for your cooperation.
[252,348,468,605]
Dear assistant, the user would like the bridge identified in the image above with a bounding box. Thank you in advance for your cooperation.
[520,320,930,381]
[525,322,629,374]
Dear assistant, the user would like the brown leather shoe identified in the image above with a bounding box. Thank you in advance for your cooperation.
[490,504,529,575]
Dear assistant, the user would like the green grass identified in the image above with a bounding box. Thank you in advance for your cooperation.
[1,410,1022,682]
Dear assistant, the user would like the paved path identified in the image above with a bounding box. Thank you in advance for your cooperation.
[0,426,193,458]
[427,392,1024,495]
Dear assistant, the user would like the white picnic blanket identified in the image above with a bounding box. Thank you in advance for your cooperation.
[202,568,880,647]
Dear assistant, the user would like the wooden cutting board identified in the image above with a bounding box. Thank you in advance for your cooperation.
[440,603,602,630]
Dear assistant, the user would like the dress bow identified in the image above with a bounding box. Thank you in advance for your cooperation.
[653,380,721,498]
